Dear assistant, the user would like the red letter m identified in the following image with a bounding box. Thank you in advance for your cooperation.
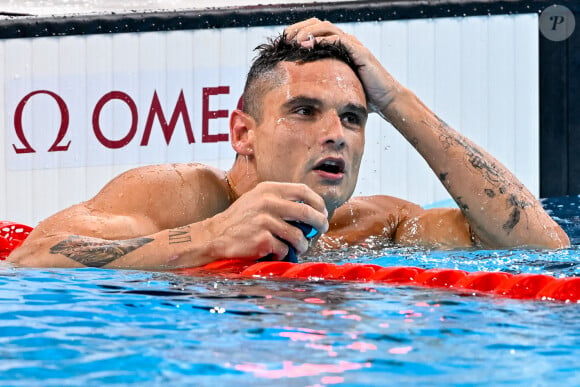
[141,90,195,145]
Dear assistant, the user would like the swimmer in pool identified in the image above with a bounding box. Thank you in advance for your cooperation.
[8,18,570,269]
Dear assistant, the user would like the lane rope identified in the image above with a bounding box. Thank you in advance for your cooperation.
[1,221,577,302]
[174,258,579,303]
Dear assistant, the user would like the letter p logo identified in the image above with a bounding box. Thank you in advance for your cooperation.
[540,5,575,42]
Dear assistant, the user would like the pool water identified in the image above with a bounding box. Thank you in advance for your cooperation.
[1,196,579,386]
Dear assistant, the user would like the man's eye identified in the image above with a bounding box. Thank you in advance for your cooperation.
[294,107,313,116]
[341,112,361,126]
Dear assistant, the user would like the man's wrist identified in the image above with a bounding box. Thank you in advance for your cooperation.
[377,86,416,124]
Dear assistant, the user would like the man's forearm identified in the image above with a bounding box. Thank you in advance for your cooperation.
[381,88,569,248]
[8,224,217,269]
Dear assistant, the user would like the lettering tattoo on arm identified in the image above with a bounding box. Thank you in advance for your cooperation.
[50,235,154,267]
[168,225,191,244]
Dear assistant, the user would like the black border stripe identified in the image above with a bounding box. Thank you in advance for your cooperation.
[0,0,571,39]
[538,2,579,197]
[539,34,568,197]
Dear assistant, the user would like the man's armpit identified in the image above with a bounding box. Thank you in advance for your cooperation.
[50,235,153,267]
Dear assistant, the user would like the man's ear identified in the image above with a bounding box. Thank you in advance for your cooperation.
[230,109,256,156]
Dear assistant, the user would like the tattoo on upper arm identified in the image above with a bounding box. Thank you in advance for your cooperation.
[502,194,532,233]
[168,225,191,244]
[50,235,154,268]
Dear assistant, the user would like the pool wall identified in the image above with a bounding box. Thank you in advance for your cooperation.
[0,0,574,227]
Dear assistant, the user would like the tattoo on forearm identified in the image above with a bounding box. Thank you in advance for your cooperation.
[168,226,191,244]
[430,116,537,236]
[466,149,507,187]
[410,137,419,148]
[432,117,519,189]
[455,196,470,211]
[50,235,154,267]
[439,133,454,150]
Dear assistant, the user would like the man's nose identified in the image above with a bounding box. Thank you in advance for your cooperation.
[321,112,346,150]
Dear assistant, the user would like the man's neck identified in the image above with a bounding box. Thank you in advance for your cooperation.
[226,157,259,199]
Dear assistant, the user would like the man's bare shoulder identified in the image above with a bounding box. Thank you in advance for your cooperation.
[325,195,477,249]
[323,195,423,246]
[333,195,422,220]
[88,163,229,227]
[96,163,223,193]
[106,163,222,184]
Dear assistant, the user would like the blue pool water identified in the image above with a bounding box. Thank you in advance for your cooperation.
[1,196,579,386]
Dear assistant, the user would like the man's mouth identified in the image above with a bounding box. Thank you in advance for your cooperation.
[313,158,346,178]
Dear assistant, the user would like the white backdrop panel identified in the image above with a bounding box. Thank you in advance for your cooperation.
[0,14,539,226]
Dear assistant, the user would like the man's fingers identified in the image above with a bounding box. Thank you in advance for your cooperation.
[293,21,346,43]
[256,181,328,218]
[273,221,310,255]
[284,17,321,39]
[311,35,340,48]
[289,21,363,55]
[286,201,329,234]
[269,237,291,260]
[253,182,329,234]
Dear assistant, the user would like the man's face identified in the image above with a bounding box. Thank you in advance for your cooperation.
[251,58,367,212]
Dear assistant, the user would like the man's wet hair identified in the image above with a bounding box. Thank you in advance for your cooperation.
[242,33,361,122]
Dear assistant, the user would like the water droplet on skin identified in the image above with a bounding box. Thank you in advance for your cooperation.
[347,203,358,228]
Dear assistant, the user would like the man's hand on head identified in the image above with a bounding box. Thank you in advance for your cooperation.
[284,18,404,114]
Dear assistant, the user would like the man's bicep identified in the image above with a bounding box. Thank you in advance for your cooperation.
[394,207,475,248]
[8,203,157,267]
[48,202,158,240]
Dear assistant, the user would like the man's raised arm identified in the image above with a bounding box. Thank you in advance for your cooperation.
[379,88,568,248]
[288,18,569,249]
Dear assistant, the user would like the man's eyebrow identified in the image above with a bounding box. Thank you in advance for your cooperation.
[282,96,322,110]
[282,96,368,118]
[342,103,368,118]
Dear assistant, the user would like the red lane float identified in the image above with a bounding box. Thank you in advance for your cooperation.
[176,259,580,303]
[0,221,578,302]
[0,221,32,260]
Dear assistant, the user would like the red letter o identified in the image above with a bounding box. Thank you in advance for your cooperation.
[93,91,138,149]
